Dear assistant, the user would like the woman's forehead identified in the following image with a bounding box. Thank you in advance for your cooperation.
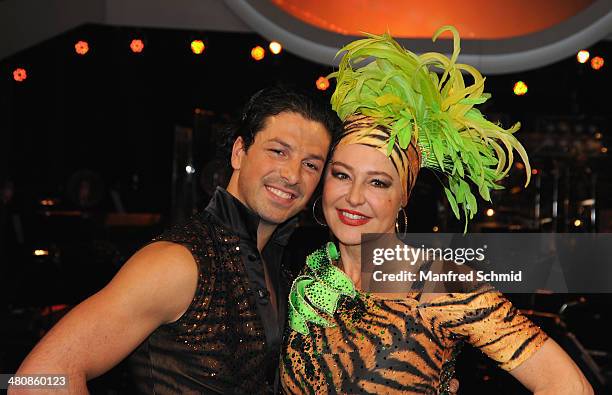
[331,144,399,178]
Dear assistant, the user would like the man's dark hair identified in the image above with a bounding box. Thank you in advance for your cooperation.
[220,86,342,164]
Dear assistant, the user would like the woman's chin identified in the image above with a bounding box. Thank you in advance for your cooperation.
[330,229,364,247]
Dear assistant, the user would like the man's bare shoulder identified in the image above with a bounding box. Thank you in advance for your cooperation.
[103,241,200,323]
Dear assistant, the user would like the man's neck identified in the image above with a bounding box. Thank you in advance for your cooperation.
[224,183,279,252]
[257,221,277,252]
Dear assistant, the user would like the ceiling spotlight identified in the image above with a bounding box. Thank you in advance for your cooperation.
[486,208,495,217]
[573,219,582,227]
[316,76,330,91]
[591,56,604,70]
[269,41,282,55]
[251,46,265,61]
[13,68,27,82]
[130,39,145,53]
[576,50,590,64]
[513,81,528,96]
[191,40,205,55]
[75,40,89,55]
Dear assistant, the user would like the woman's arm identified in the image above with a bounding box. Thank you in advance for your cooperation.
[418,286,593,395]
[510,337,593,395]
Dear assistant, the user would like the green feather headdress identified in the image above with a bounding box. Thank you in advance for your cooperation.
[328,26,531,231]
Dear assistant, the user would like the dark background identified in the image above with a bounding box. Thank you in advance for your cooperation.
[1,24,610,393]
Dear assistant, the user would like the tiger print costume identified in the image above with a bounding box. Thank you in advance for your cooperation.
[281,247,548,394]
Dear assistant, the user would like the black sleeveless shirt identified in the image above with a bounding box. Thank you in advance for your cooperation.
[130,188,297,394]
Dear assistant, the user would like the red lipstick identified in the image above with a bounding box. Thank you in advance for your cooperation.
[336,209,371,226]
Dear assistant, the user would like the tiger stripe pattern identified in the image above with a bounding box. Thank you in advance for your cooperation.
[281,284,548,394]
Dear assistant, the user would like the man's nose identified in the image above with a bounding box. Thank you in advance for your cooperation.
[279,159,301,185]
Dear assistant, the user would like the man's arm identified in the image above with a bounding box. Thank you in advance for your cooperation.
[9,241,199,394]
[510,338,594,395]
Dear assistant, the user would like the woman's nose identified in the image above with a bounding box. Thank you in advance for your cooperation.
[346,182,365,206]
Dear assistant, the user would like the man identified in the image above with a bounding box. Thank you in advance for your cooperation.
[12,86,341,394]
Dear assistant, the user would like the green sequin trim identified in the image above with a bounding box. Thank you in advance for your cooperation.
[288,242,356,335]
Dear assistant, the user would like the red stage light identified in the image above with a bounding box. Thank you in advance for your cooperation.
[591,56,604,70]
[316,76,330,91]
[191,40,205,55]
[13,68,27,82]
[75,40,89,55]
[130,39,145,53]
[251,46,265,61]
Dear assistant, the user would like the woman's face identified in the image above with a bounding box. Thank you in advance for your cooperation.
[322,144,404,246]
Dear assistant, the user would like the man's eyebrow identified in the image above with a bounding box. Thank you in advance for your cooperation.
[307,153,326,163]
[266,138,293,150]
[331,161,393,178]
[268,138,325,162]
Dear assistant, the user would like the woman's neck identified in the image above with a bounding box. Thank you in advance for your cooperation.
[338,243,362,288]
[337,233,403,290]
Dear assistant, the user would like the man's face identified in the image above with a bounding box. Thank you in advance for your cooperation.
[228,111,331,225]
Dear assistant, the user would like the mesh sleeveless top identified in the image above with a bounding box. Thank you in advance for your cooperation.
[130,188,297,394]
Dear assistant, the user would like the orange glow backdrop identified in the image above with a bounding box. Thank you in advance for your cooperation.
[272,0,594,39]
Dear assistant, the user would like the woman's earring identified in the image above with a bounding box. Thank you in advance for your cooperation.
[395,207,408,238]
[312,196,327,227]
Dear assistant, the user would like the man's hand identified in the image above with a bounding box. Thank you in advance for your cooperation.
[449,378,459,394]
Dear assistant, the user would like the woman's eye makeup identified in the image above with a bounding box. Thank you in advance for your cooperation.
[371,178,391,188]
[331,169,390,188]
[331,170,349,180]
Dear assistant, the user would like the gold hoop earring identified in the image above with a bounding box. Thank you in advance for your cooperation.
[312,196,327,227]
[395,207,407,238]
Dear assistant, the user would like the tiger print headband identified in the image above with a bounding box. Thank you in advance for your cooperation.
[334,114,421,207]
[328,26,531,231]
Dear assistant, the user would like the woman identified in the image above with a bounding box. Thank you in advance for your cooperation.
[280,27,592,394]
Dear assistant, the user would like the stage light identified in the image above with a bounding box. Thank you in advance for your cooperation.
[185,165,195,174]
[316,76,330,91]
[532,169,539,175]
[432,226,439,232]
[591,56,604,70]
[513,81,528,96]
[602,147,608,154]
[576,50,590,64]
[13,68,27,82]
[75,40,89,55]
[595,132,602,139]
[191,40,205,55]
[574,219,582,227]
[486,208,495,217]
[33,249,49,256]
[40,199,56,206]
[251,46,265,61]
[130,39,145,53]
[269,41,282,55]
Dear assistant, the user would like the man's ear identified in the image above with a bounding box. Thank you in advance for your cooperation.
[230,136,246,170]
